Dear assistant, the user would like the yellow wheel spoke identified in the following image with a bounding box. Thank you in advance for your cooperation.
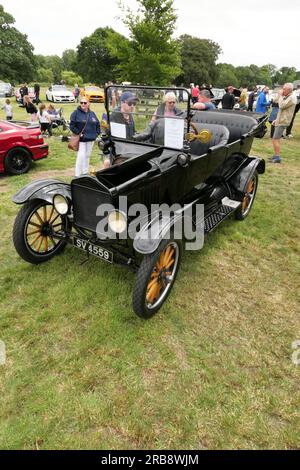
[35,211,44,225]
[27,229,41,236]
[48,206,55,223]
[51,214,60,225]
[165,257,175,270]
[36,236,44,253]
[147,277,159,291]
[43,205,47,222]
[43,236,48,252]
[164,247,174,267]
[29,233,43,247]
[147,282,161,304]
[28,221,42,229]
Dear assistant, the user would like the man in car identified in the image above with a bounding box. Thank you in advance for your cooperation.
[110,91,137,139]
[192,89,216,110]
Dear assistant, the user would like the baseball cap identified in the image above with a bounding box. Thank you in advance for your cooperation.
[120,91,137,103]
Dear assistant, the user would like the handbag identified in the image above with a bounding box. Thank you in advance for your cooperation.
[68,113,90,151]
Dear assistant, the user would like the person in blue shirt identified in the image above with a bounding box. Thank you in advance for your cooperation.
[255,86,270,113]
[192,89,216,110]
[70,98,100,177]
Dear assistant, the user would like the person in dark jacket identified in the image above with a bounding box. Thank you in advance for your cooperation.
[34,83,40,104]
[247,87,257,112]
[221,86,235,109]
[23,95,37,121]
[110,91,137,139]
[70,98,100,177]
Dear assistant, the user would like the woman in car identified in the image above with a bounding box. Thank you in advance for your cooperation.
[151,92,182,122]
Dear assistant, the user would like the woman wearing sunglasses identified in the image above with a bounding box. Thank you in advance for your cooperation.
[70,97,100,177]
[151,91,182,123]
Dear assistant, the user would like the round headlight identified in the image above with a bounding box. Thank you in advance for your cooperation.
[108,210,127,234]
[53,194,68,215]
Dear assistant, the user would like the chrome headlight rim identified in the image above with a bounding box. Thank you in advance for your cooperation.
[53,194,69,215]
[107,210,127,234]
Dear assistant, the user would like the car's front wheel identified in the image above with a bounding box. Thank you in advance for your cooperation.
[13,200,68,264]
[235,171,258,220]
[133,238,182,318]
[5,147,31,175]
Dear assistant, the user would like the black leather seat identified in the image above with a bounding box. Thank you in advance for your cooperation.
[189,122,229,156]
[191,110,257,143]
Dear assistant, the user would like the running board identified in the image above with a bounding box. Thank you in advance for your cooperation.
[195,198,241,234]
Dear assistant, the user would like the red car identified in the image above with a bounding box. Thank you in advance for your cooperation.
[0,120,48,175]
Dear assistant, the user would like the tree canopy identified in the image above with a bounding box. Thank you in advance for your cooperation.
[175,35,221,86]
[109,0,181,85]
[0,4,35,82]
[75,27,123,84]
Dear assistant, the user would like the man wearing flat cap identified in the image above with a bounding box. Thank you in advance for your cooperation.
[110,91,137,139]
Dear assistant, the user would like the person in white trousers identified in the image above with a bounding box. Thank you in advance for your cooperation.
[70,98,100,177]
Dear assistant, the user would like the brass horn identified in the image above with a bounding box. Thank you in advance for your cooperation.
[186,127,213,144]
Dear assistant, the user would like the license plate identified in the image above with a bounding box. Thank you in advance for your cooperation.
[73,237,113,263]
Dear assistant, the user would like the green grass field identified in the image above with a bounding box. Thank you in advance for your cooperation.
[0,89,300,449]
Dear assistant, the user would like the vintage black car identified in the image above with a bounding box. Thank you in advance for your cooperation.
[12,86,267,318]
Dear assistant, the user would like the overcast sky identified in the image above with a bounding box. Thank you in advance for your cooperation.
[2,0,300,70]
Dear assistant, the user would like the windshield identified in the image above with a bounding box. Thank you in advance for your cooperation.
[105,86,189,150]
[86,86,100,91]
[52,85,67,91]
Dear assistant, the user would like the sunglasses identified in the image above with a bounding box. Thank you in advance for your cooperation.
[168,101,175,104]
[126,100,136,106]
[80,101,88,104]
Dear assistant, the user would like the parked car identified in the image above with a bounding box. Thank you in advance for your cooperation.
[0,120,48,174]
[46,85,75,103]
[15,87,36,105]
[211,88,225,107]
[0,82,14,97]
[12,86,267,318]
[80,86,104,103]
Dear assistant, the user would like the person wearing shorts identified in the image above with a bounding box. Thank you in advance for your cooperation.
[270,83,297,163]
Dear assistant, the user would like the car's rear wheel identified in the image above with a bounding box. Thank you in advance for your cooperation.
[235,171,258,220]
[13,200,68,264]
[133,238,182,318]
[5,147,31,175]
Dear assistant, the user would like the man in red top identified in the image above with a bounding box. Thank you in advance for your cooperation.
[191,85,200,104]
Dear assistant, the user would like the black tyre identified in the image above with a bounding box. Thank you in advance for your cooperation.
[5,147,31,175]
[133,238,182,319]
[13,199,68,264]
[235,171,258,220]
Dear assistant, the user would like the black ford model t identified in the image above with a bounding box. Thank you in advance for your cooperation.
[12,86,267,318]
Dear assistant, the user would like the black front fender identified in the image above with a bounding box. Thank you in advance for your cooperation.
[12,179,72,205]
[228,157,265,194]
[133,200,196,255]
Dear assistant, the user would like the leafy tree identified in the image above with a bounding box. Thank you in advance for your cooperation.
[36,67,54,84]
[61,71,83,86]
[0,4,35,82]
[110,0,181,85]
[43,56,64,83]
[76,27,123,84]
[175,35,221,86]
[62,49,77,71]
[215,63,238,88]
[274,67,297,85]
